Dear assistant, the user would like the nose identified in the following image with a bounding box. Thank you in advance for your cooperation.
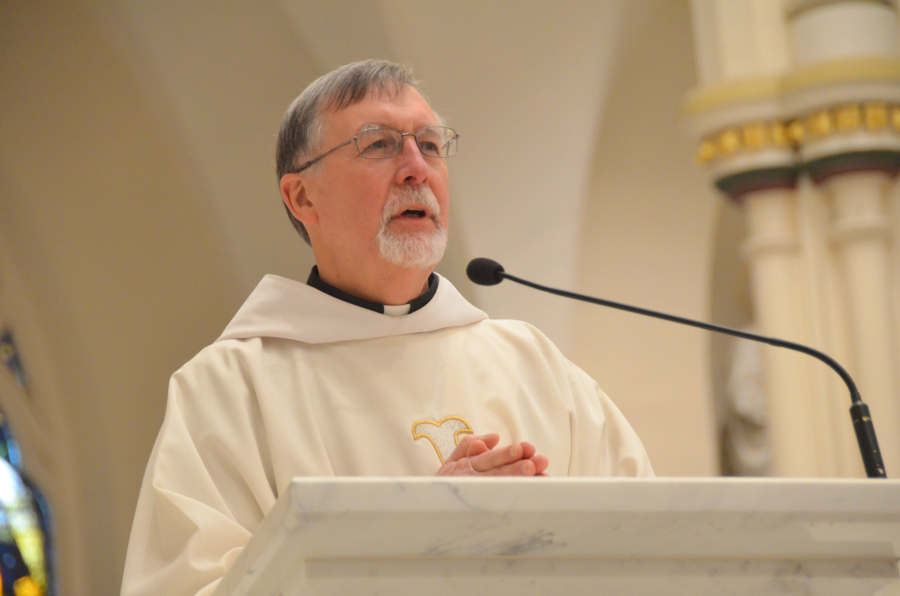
[394,134,430,185]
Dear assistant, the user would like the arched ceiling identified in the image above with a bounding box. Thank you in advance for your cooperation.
[78,0,632,350]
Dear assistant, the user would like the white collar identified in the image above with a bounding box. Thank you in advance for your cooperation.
[217,274,487,344]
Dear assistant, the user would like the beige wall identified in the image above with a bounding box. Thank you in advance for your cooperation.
[573,1,720,476]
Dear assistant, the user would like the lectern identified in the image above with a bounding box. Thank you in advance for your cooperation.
[212,477,900,596]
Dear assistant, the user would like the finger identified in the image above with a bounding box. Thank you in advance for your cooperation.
[471,442,526,473]
[461,433,499,458]
[480,433,501,450]
[530,455,549,476]
[519,442,536,460]
[483,458,538,476]
[475,452,549,477]
[445,435,478,462]
[446,434,497,462]
[465,439,490,458]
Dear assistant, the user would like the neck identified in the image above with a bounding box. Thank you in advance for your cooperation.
[315,261,432,305]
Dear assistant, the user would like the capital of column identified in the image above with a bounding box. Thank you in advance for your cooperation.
[687,71,900,193]
[781,62,900,184]
[685,78,799,203]
[805,148,900,185]
[785,88,900,185]
[782,0,900,183]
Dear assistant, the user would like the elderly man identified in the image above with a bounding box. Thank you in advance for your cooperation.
[122,60,652,596]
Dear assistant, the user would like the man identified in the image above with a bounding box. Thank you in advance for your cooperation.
[122,60,652,596]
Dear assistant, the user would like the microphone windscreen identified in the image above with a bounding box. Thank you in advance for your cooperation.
[466,258,505,286]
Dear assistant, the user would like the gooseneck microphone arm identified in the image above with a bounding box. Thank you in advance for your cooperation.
[466,257,887,479]
[507,274,858,393]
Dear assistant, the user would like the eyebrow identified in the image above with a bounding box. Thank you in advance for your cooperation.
[357,122,392,131]
[356,121,438,133]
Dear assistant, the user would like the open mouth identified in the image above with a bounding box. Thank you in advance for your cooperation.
[400,209,427,218]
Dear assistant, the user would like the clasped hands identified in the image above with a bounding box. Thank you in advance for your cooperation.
[436,433,548,476]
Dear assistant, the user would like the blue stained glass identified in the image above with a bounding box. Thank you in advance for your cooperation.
[1,554,13,570]
[0,414,22,471]
[0,330,27,394]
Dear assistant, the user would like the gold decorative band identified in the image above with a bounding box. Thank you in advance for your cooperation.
[696,102,900,164]
[802,102,899,139]
[696,121,791,164]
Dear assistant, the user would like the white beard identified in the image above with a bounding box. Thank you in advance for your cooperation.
[377,186,448,269]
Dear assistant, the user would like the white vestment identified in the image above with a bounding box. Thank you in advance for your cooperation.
[122,274,652,596]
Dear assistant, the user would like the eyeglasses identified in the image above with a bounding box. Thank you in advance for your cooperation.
[295,126,459,173]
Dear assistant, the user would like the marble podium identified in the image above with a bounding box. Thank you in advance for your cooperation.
[212,477,900,596]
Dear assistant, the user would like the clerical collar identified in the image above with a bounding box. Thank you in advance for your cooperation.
[306,266,439,317]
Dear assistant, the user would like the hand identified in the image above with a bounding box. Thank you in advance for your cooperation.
[436,433,549,476]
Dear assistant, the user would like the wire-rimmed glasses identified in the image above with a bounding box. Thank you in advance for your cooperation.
[295,126,459,173]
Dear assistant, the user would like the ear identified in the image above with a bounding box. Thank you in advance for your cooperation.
[280,173,318,226]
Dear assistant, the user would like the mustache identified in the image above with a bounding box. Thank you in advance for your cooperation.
[381,186,442,226]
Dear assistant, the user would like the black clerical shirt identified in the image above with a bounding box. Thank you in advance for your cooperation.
[306,266,439,316]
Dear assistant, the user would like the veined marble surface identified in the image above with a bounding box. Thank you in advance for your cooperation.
[214,477,900,596]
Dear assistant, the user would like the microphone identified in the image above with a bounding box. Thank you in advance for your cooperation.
[466,257,505,285]
[467,257,887,479]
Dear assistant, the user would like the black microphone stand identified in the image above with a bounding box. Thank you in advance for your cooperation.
[469,259,887,479]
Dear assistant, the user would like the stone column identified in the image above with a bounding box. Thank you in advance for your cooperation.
[689,94,827,475]
[783,0,900,474]
[688,0,900,476]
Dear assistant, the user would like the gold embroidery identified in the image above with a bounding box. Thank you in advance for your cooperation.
[411,416,473,463]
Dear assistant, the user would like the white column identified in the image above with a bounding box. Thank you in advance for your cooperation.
[784,0,900,476]
[822,171,900,472]
[741,187,822,475]
[689,0,900,476]
[684,83,825,476]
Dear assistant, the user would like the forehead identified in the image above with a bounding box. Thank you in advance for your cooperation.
[320,87,438,139]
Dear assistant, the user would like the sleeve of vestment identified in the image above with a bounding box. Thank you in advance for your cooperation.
[563,359,655,477]
[487,320,654,477]
[121,341,277,596]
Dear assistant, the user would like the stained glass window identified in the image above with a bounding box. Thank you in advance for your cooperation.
[0,328,54,596]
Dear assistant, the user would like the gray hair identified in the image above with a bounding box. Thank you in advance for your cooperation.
[276,60,428,244]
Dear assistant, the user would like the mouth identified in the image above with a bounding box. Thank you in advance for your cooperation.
[381,185,442,228]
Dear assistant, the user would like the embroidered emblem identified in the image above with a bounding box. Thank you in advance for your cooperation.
[412,416,473,463]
